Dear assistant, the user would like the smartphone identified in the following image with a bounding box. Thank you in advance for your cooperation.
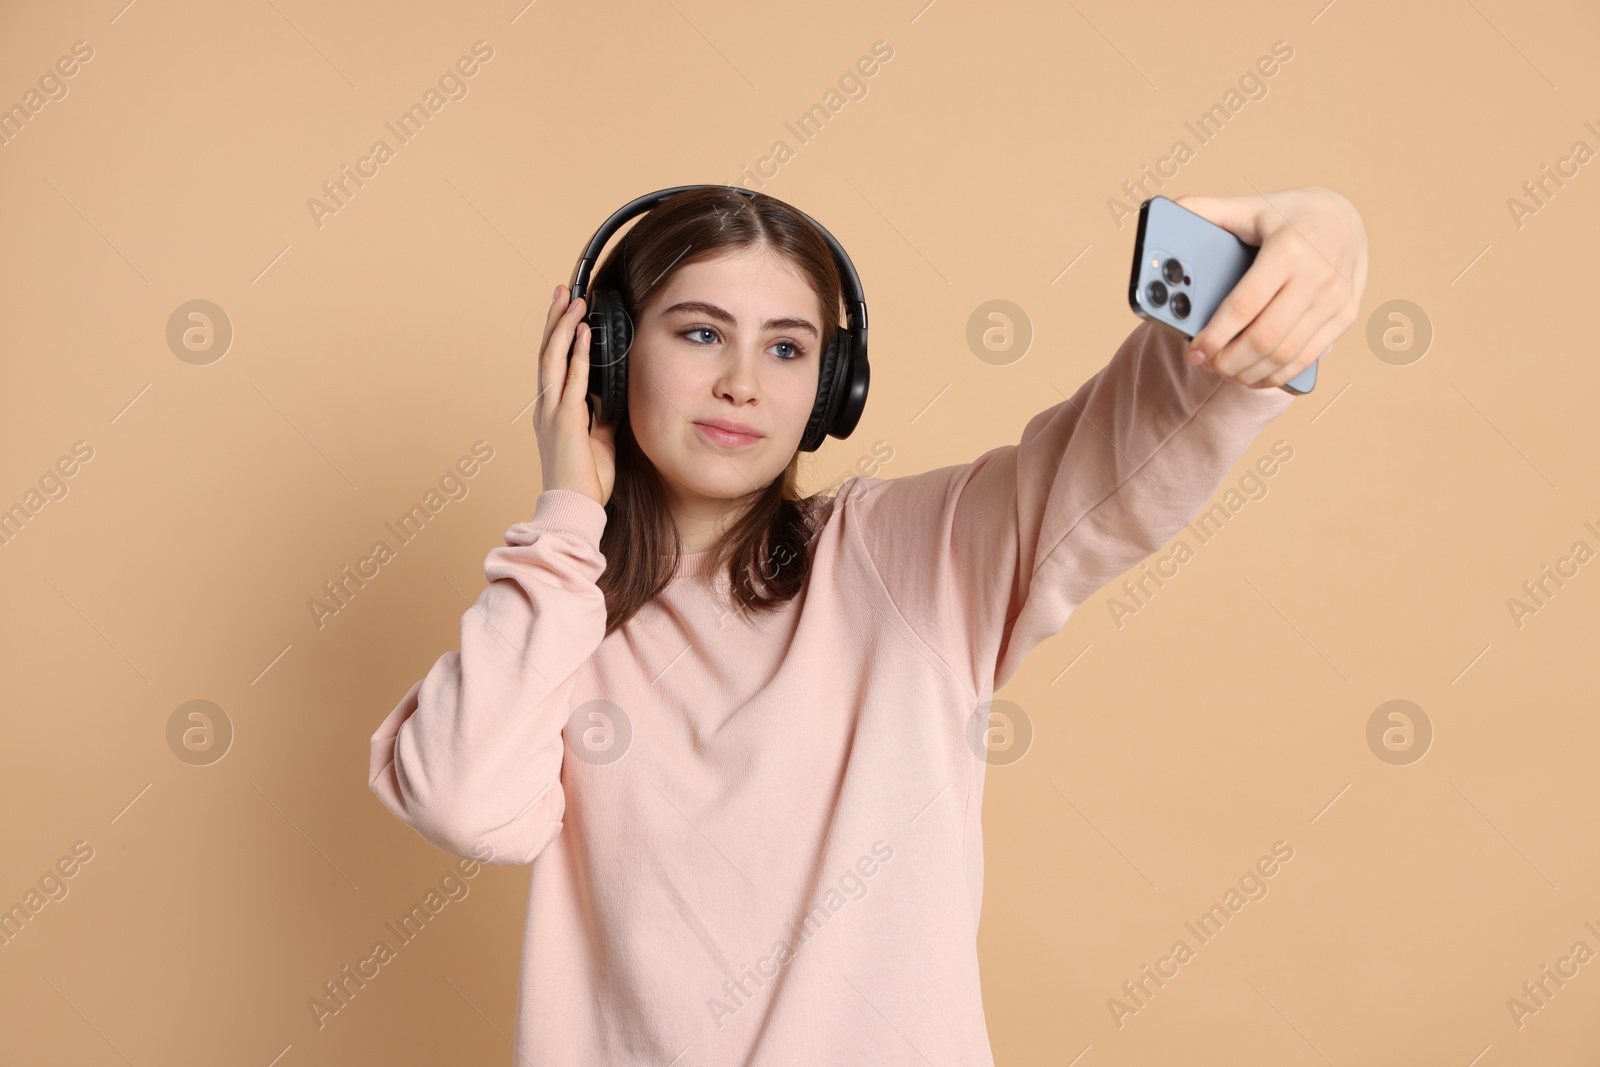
[1128,195,1317,395]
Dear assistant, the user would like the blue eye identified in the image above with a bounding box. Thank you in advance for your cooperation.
[681,327,805,361]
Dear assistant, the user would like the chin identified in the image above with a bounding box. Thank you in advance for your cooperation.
[674,471,769,501]
[638,429,793,501]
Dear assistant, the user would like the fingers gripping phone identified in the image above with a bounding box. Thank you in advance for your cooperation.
[1128,195,1318,395]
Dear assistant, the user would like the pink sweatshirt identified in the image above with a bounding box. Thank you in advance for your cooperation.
[368,320,1296,1065]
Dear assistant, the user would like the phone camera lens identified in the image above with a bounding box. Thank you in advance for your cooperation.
[1163,258,1184,284]
[1170,292,1190,319]
[1146,280,1168,307]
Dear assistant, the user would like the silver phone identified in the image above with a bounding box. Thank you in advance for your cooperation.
[1128,195,1317,395]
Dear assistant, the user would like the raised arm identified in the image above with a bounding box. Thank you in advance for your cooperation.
[848,320,1296,699]
[368,488,609,866]
[850,186,1365,700]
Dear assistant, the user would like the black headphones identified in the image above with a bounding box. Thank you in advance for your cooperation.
[567,184,870,453]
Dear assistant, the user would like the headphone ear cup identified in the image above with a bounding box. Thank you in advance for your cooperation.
[582,290,633,425]
[800,327,850,453]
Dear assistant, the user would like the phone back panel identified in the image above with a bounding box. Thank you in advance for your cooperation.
[1129,195,1317,394]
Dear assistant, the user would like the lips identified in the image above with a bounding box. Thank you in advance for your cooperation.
[693,420,764,447]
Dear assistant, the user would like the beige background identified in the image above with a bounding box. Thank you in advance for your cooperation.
[2,0,1597,1063]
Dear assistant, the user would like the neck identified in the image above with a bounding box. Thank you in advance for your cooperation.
[670,491,757,554]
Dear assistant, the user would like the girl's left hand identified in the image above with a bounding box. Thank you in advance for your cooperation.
[1173,186,1369,390]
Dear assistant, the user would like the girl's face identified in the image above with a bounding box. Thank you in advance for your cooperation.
[627,245,825,529]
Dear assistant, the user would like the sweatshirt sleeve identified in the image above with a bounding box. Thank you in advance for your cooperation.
[848,319,1297,699]
[368,489,609,867]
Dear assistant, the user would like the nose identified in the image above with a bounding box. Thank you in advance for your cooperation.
[712,344,761,405]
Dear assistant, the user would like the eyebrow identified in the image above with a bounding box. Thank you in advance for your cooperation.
[658,300,819,338]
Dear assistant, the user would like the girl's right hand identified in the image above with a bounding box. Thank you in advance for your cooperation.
[534,284,617,509]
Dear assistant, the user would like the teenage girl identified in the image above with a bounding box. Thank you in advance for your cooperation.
[369,184,1367,1065]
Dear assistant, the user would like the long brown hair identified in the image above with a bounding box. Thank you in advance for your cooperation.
[593,187,845,635]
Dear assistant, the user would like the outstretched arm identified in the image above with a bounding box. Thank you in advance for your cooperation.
[848,186,1367,699]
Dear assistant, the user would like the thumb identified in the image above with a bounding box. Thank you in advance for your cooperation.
[1172,193,1264,245]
